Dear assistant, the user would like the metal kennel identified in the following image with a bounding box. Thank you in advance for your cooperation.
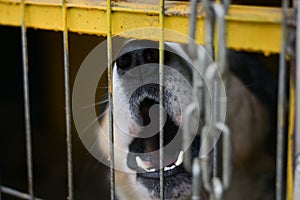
[0,0,299,199]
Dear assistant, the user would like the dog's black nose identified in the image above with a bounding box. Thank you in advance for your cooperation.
[116,52,132,70]
[115,47,170,76]
[142,48,159,64]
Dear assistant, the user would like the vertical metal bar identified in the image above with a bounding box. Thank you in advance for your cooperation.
[21,0,34,199]
[62,1,74,199]
[183,103,197,173]
[106,0,115,199]
[192,158,201,200]
[211,178,223,200]
[184,0,201,174]
[294,155,300,197]
[202,65,216,192]
[276,0,288,198]
[203,0,214,58]
[215,123,231,190]
[159,0,165,198]
[286,65,295,200]
[0,174,2,200]
[201,2,215,190]
[212,81,218,178]
[212,2,228,181]
[188,0,198,60]
[294,0,300,198]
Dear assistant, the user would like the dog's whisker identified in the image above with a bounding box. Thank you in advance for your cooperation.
[96,92,108,99]
[81,109,108,134]
[86,129,104,155]
[97,86,109,89]
[80,99,109,110]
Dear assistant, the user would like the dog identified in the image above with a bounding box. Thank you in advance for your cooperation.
[99,39,276,200]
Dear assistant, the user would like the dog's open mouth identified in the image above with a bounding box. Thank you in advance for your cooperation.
[135,150,184,176]
[127,95,200,199]
[126,97,184,174]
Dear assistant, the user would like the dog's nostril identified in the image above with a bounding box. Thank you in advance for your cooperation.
[143,48,159,64]
[139,98,158,126]
[116,52,132,70]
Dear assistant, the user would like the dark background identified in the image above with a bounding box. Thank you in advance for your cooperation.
[0,26,110,200]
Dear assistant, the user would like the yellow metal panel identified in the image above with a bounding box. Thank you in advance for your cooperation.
[0,2,21,27]
[227,21,281,55]
[0,0,286,53]
[113,12,159,34]
[165,16,205,44]
[68,7,106,35]
[26,4,62,31]
[227,5,282,23]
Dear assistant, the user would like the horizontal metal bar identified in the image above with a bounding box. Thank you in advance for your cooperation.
[0,0,288,53]
[0,186,44,200]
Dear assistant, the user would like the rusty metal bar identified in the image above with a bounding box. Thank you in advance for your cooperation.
[106,0,115,199]
[1,186,44,200]
[159,0,165,198]
[62,0,74,199]
[21,0,34,199]
[276,0,289,198]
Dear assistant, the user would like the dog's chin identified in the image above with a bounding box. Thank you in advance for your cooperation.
[136,166,192,199]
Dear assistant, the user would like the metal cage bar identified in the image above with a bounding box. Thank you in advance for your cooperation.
[276,0,289,198]
[294,0,300,198]
[192,158,201,200]
[159,0,165,198]
[106,0,115,199]
[21,0,34,199]
[1,0,300,199]
[1,186,43,200]
[62,0,74,199]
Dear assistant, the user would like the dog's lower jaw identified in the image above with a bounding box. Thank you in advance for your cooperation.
[115,172,192,200]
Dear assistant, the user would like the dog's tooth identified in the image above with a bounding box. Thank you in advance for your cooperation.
[175,151,184,166]
[148,168,156,172]
[136,156,151,171]
[164,166,171,171]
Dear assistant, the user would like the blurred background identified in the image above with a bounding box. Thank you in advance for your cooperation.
[0,26,110,200]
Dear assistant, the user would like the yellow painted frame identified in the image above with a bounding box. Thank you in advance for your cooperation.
[0,0,287,53]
